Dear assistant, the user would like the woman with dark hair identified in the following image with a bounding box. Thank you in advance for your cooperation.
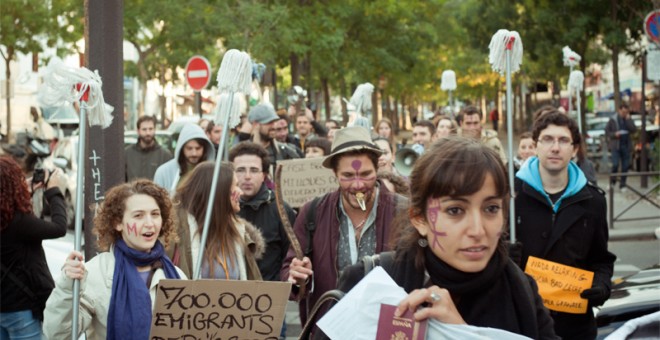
[1,156,67,339]
[337,137,557,339]
[43,180,183,340]
[168,161,264,280]
[304,137,332,158]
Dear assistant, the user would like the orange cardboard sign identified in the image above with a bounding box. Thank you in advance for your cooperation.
[524,256,594,314]
[150,279,291,339]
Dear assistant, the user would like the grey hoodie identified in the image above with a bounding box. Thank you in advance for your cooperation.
[153,123,215,193]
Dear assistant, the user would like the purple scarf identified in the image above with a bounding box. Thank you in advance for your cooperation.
[107,239,180,340]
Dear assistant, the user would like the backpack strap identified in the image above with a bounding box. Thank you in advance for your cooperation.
[304,196,322,258]
[361,251,396,276]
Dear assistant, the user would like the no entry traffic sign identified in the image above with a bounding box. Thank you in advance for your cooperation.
[185,56,211,91]
[644,10,660,44]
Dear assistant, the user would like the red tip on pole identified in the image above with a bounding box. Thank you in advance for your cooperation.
[75,83,90,102]
[505,37,515,50]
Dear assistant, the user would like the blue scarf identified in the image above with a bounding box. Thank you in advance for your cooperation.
[107,239,180,340]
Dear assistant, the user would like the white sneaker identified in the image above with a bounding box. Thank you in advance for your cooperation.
[620,187,628,193]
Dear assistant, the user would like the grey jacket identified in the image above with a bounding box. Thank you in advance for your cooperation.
[124,141,172,181]
[153,124,215,192]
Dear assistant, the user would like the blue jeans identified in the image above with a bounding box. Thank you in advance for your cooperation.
[0,310,42,340]
[610,146,631,187]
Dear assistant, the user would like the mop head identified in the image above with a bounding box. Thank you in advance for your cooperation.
[37,57,114,128]
[562,46,581,67]
[215,49,252,128]
[441,70,457,91]
[213,92,242,129]
[488,29,523,74]
[349,82,374,114]
[568,70,584,93]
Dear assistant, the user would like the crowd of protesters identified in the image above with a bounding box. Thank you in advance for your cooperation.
[1,99,625,340]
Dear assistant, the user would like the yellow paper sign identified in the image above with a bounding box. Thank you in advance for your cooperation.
[524,256,594,314]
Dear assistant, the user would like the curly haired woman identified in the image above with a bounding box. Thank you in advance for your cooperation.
[43,180,185,340]
[1,156,67,339]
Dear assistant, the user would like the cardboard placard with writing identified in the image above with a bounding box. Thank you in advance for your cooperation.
[524,256,594,314]
[279,158,337,208]
[150,279,291,340]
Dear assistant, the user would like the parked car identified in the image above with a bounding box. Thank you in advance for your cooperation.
[596,265,660,339]
[123,130,176,154]
[585,117,609,154]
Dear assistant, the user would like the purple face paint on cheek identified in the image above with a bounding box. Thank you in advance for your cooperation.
[126,222,138,237]
[426,199,446,251]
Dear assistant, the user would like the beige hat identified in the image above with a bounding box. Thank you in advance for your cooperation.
[322,126,382,168]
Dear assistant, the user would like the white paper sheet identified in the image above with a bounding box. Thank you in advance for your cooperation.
[317,267,406,339]
[317,266,532,340]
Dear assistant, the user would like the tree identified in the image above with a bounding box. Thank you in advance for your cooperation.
[0,0,82,140]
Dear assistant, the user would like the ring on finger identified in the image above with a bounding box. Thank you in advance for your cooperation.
[429,292,441,303]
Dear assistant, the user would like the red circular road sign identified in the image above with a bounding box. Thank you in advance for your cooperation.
[644,10,660,44]
[185,56,212,91]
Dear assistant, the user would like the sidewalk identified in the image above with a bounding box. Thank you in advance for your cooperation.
[601,172,660,241]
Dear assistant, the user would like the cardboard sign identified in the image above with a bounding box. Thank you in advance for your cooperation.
[150,280,291,340]
[278,158,337,208]
[524,256,594,314]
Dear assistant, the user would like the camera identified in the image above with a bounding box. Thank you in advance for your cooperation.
[32,167,53,184]
[33,167,46,184]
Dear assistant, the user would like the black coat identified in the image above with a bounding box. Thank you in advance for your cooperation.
[1,188,68,320]
[337,251,558,340]
[238,183,295,281]
[515,178,616,340]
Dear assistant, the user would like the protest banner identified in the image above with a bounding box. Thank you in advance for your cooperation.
[524,256,594,314]
[150,280,291,340]
[278,158,337,208]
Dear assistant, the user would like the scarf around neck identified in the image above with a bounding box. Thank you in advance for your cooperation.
[423,247,540,338]
[107,239,180,340]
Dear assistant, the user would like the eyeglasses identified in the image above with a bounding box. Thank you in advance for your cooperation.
[537,135,573,147]
[235,167,262,176]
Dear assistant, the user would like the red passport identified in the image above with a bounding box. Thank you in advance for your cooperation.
[376,304,428,340]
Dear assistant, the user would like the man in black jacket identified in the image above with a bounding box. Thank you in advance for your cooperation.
[229,142,295,281]
[515,111,616,340]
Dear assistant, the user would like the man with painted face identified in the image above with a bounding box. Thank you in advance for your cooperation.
[281,126,405,329]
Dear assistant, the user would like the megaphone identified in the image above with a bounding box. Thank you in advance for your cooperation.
[394,144,424,177]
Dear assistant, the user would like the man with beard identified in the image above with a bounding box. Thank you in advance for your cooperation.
[154,123,214,193]
[458,105,507,163]
[281,126,405,332]
[125,115,172,181]
[247,104,301,174]
[273,115,304,157]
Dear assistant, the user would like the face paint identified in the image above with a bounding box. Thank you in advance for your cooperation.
[126,222,138,236]
[427,199,446,251]
[351,159,362,171]
[231,190,241,203]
